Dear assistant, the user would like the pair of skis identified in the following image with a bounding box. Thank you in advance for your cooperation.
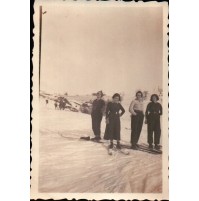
[79,137,129,155]
[120,143,162,155]
[138,144,162,154]
[108,145,129,155]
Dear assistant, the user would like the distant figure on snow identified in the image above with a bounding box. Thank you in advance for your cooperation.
[62,100,66,110]
[54,101,58,109]
[129,91,144,150]
[90,91,105,142]
[59,101,62,110]
[104,93,125,149]
[45,99,48,105]
[145,94,162,150]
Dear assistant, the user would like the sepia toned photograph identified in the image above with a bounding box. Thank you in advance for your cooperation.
[31,1,168,200]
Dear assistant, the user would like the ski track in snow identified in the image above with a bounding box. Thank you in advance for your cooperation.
[38,100,162,193]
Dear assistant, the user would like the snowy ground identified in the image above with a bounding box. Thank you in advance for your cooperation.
[39,98,162,193]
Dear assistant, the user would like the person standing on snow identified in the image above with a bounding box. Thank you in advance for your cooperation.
[54,101,58,109]
[104,93,125,149]
[129,91,144,150]
[145,94,162,150]
[90,91,105,142]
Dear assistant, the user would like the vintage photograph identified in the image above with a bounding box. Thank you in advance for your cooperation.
[31,1,168,200]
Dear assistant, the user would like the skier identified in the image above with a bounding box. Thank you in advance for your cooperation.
[62,100,66,110]
[104,93,125,149]
[145,94,162,150]
[54,101,58,109]
[129,91,144,150]
[90,91,105,142]
[59,100,62,110]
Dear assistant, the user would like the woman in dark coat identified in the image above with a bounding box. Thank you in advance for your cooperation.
[145,94,162,150]
[104,93,125,149]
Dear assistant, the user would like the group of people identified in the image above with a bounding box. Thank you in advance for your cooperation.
[91,90,162,150]
[45,99,67,110]
[54,98,71,110]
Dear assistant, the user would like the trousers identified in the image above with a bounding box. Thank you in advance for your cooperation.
[131,110,144,145]
[91,114,103,137]
[147,114,161,145]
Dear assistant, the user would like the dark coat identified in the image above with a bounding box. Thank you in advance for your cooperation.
[104,102,125,140]
[91,99,105,117]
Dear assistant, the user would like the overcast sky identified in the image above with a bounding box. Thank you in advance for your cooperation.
[40,3,163,96]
